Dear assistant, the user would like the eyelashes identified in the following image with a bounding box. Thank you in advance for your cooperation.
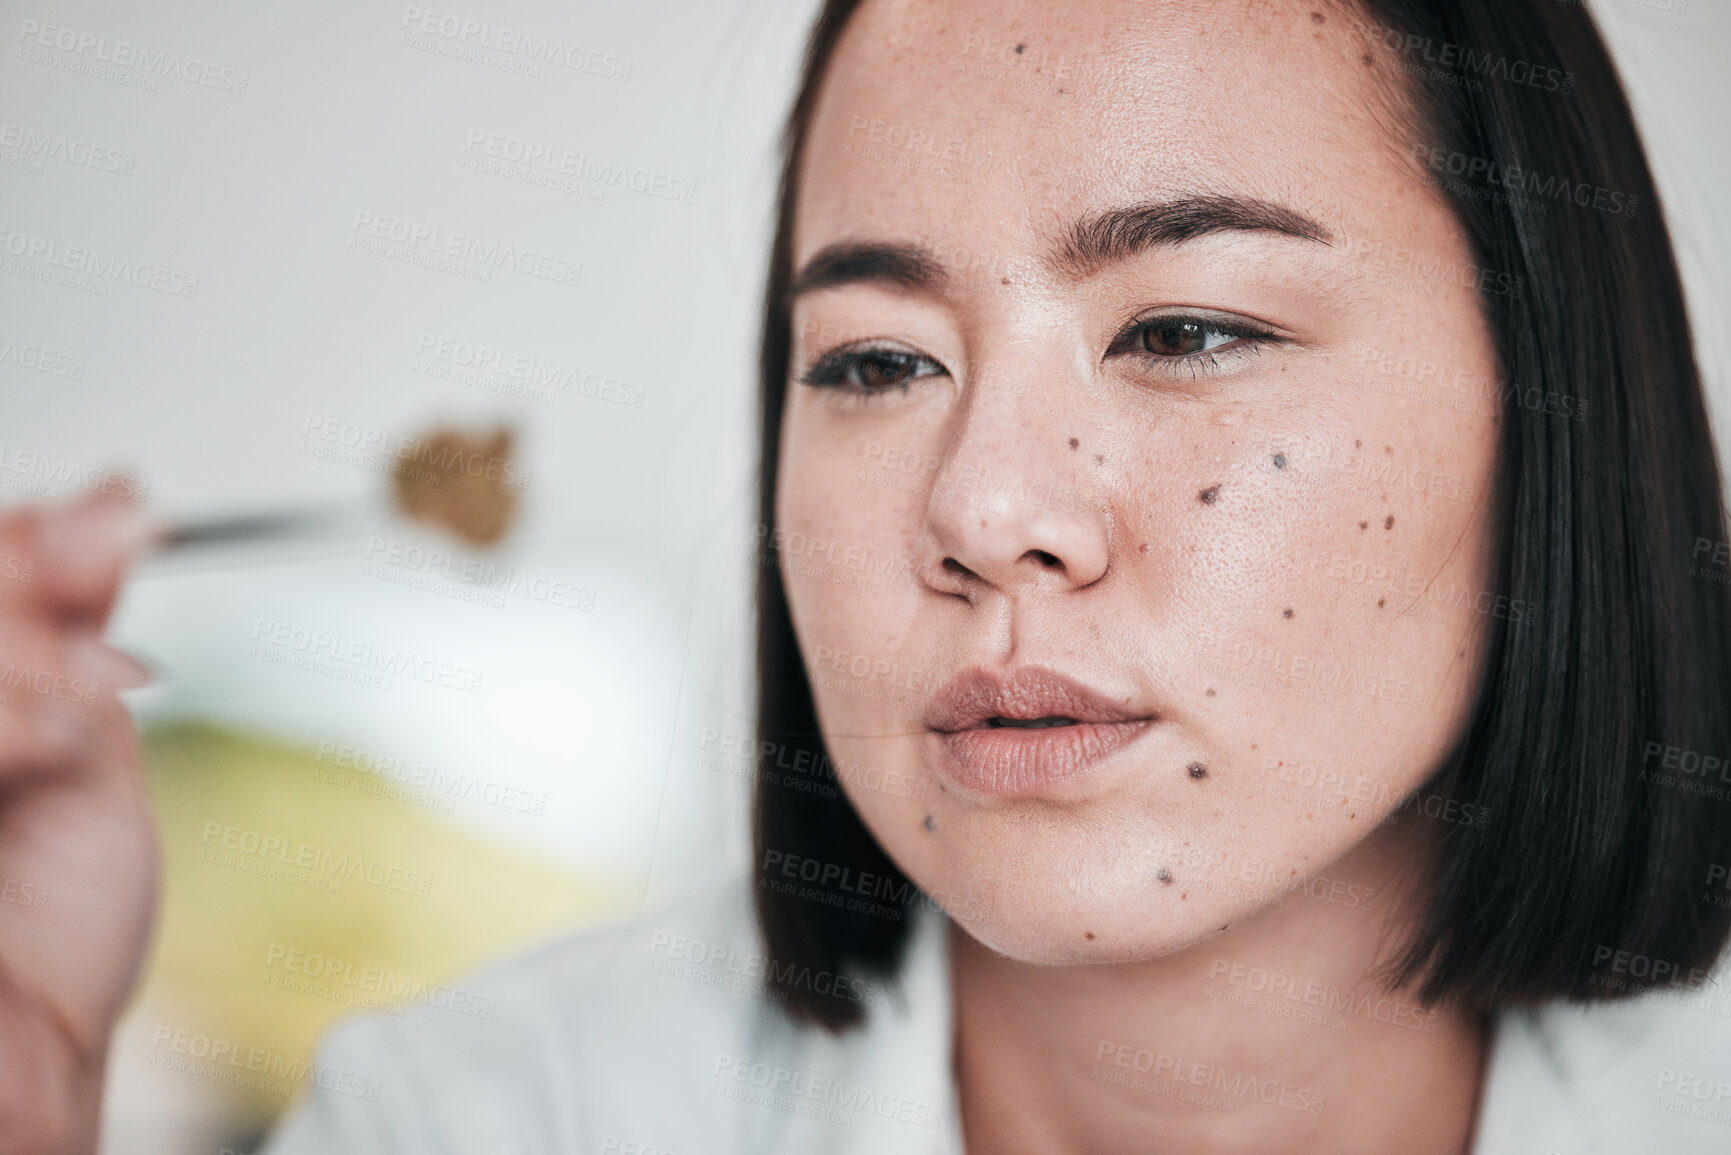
[799,342,947,394]
[797,310,1283,397]
[1105,310,1282,377]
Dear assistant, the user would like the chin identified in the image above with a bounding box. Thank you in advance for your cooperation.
[937,866,1251,967]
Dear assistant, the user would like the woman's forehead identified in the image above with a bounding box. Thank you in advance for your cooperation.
[797,0,1409,260]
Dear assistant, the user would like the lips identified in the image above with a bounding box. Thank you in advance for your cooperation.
[925,667,1154,797]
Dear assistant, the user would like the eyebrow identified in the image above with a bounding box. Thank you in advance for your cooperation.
[786,194,1332,303]
[786,241,946,304]
[1056,195,1333,276]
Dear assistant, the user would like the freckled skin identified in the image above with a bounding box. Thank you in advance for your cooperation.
[777,0,1498,974]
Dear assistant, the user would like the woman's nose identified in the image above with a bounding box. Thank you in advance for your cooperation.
[916,375,1111,600]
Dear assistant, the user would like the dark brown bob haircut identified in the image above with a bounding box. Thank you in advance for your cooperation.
[753,0,1731,1031]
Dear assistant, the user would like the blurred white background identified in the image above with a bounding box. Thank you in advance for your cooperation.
[1,0,1727,1151]
[3,0,824,888]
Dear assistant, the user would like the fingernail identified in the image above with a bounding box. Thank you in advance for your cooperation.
[68,636,153,692]
[108,645,157,689]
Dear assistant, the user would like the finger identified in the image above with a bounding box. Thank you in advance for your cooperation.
[0,628,149,782]
[0,496,143,615]
[20,490,159,627]
[0,508,45,612]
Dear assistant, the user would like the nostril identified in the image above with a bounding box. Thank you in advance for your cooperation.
[1026,549,1061,569]
[942,557,979,579]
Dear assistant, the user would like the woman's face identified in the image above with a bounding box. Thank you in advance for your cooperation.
[777,0,1501,964]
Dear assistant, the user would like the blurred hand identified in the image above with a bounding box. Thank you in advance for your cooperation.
[0,492,159,1155]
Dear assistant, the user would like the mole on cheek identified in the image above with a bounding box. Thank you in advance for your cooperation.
[1199,486,1220,505]
[1085,931,1095,940]
[1282,607,1294,619]
[923,815,937,832]
[1385,515,1395,530]
[1205,687,1216,697]
[1272,453,1286,470]
[1188,762,1207,780]
[1359,520,1369,530]
[1157,868,1174,884]
[1094,454,1105,465]
[1069,438,1080,450]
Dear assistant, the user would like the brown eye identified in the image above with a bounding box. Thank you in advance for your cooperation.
[1142,321,1209,356]
[1105,311,1279,377]
[855,352,919,389]
[800,343,948,392]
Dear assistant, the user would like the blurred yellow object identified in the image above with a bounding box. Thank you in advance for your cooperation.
[134,721,617,1129]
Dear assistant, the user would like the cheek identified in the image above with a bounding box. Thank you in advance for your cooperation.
[1134,409,1495,859]
[775,425,930,728]
[1144,412,1492,689]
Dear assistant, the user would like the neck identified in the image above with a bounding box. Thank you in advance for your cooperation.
[951,821,1488,1155]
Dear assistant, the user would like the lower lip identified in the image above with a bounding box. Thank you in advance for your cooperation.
[933,720,1153,798]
